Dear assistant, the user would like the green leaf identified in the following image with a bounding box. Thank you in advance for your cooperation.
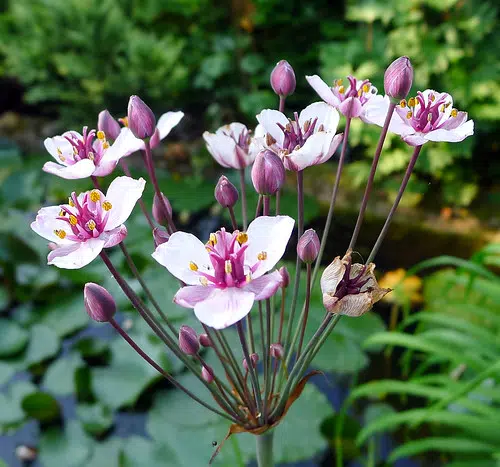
[121,436,178,467]
[21,391,60,422]
[0,381,37,429]
[20,324,60,368]
[42,353,84,396]
[0,362,15,386]
[77,403,113,436]
[38,294,89,338]
[0,318,29,357]
[86,438,122,467]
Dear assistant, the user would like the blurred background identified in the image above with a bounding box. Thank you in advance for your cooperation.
[0,0,499,466]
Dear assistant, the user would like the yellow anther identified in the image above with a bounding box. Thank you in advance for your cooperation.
[189,261,199,271]
[408,97,416,107]
[357,89,362,97]
[68,197,75,207]
[200,277,208,286]
[257,251,267,261]
[88,152,95,161]
[237,232,248,244]
[406,111,413,119]
[427,113,433,122]
[59,210,66,217]
[225,260,232,274]
[69,215,78,226]
[102,201,112,211]
[338,85,345,94]
[87,220,96,231]
[246,273,252,283]
[103,142,110,150]
[430,93,435,102]
[451,108,458,117]
[303,119,311,132]
[362,84,370,93]
[400,99,407,108]
[96,130,106,140]
[440,104,445,113]
[120,116,129,127]
[90,190,101,202]
[57,148,62,155]
[54,229,66,239]
[209,233,217,245]
[59,155,66,162]
[334,78,343,87]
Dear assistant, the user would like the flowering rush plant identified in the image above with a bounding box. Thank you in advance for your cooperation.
[31,56,473,465]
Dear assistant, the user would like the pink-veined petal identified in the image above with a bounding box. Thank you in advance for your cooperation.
[339,97,363,118]
[285,131,334,171]
[157,111,184,140]
[173,285,215,308]
[256,109,288,147]
[439,111,468,130]
[425,119,474,143]
[245,215,295,278]
[306,75,340,107]
[152,231,211,285]
[104,176,146,230]
[193,288,255,329]
[31,206,73,244]
[299,101,340,132]
[243,270,282,300]
[92,159,118,177]
[42,159,96,180]
[102,225,127,248]
[47,237,106,269]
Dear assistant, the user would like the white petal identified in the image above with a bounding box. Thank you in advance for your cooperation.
[194,288,255,329]
[44,136,74,163]
[42,159,96,180]
[102,225,127,248]
[47,237,106,269]
[91,159,118,177]
[31,206,73,244]
[402,133,428,146]
[299,102,339,133]
[103,127,145,163]
[425,120,474,143]
[173,285,215,308]
[245,215,295,278]
[285,131,333,171]
[157,111,184,140]
[256,109,288,147]
[203,131,239,168]
[320,256,346,294]
[306,75,340,107]
[151,231,211,285]
[104,176,146,230]
[216,122,247,138]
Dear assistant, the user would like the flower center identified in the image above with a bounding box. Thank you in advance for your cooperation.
[58,127,110,165]
[277,112,319,154]
[221,126,251,152]
[332,76,377,105]
[334,258,371,300]
[54,189,113,242]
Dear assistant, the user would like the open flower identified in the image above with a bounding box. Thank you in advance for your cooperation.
[43,127,145,179]
[31,176,145,269]
[203,123,259,169]
[364,90,474,146]
[306,75,386,120]
[152,216,295,329]
[256,102,342,171]
[321,250,390,317]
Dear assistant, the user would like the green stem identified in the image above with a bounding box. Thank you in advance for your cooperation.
[256,431,274,467]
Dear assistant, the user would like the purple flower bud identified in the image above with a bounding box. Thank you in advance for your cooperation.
[98,110,121,141]
[270,343,284,359]
[152,192,173,225]
[270,60,296,98]
[243,353,259,371]
[251,150,285,196]
[214,175,239,208]
[202,364,214,383]
[153,227,170,247]
[127,95,156,140]
[84,283,116,322]
[199,333,212,347]
[384,56,413,102]
[179,325,200,355]
[297,229,320,263]
[279,266,290,288]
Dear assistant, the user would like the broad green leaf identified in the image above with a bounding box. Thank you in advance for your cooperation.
[0,381,37,429]
[21,391,60,422]
[86,438,122,467]
[19,324,60,368]
[38,294,89,338]
[77,403,113,436]
[42,353,84,396]
[0,318,29,357]
[0,362,15,386]
[121,436,178,467]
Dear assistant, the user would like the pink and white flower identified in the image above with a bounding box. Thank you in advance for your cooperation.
[256,102,343,171]
[203,123,260,169]
[43,127,144,179]
[31,176,145,269]
[364,90,474,146]
[152,216,295,329]
[306,75,386,120]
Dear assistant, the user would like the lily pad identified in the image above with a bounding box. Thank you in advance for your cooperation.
[21,391,60,422]
[0,381,37,430]
[42,353,84,396]
[77,403,113,436]
[38,294,89,338]
[0,318,29,357]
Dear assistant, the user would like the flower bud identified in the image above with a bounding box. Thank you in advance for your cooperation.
[202,365,214,383]
[179,325,200,355]
[270,343,284,359]
[153,227,170,247]
[384,56,413,102]
[243,353,259,371]
[152,192,173,225]
[127,95,156,139]
[98,110,121,141]
[214,175,239,208]
[251,150,285,196]
[270,60,296,98]
[199,333,212,347]
[84,283,116,322]
[279,266,290,288]
[297,229,320,263]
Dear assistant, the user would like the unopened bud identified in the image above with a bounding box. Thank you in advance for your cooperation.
[153,227,170,247]
[297,229,320,263]
[202,364,214,383]
[152,192,173,225]
[270,343,284,359]
[270,60,296,98]
[384,56,413,102]
[199,333,212,347]
[84,283,116,322]
[251,150,285,196]
[127,95,156,139]
[179,325,199,355]
[279,266,290,288]
[215,175,239,208]
[98,110,121,141]
[243,353,259,371]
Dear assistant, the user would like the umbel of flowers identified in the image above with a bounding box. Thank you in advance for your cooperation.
[31,56,473,466]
